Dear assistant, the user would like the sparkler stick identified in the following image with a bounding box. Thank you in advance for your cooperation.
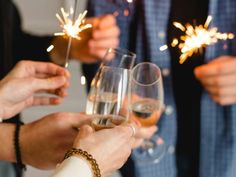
[64,0,78,68]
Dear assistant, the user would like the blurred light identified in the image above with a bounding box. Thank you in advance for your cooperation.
[81,76,86,85]
[47,45,54,53]
[159,45,168,51]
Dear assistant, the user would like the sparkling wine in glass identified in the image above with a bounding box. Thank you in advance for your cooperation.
[130,62,165,163]
[86,48,136,130]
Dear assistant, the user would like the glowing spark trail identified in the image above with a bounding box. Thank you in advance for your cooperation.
[161,16,234,64]
[55,9,92,40]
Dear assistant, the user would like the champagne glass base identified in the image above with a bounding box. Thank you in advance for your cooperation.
[137,136,166,164]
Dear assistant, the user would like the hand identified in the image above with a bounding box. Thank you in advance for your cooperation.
[73,125,134,176]
[194,56,236,106]
[20,112,92,170]
[0,61,70,119]
[132,123,158,149]
[51,15,120,64]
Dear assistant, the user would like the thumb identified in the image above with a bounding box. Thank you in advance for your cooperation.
[73,125,94,148]
[33,76,66,92]
[78,125,94,139]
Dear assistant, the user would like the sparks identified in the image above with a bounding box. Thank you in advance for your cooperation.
[55,8,92,40]
[160,45,168,51]
[46,45,54,53]
[161,16,235,64]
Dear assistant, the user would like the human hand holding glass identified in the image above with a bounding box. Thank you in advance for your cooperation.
[130,62,165,163]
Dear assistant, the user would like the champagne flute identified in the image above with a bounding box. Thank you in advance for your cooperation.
[130,62,165,163]
[86,48,136,130]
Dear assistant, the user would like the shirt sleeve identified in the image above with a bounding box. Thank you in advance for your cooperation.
[51,156,93,177]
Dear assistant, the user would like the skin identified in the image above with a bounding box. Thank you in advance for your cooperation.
[195,56,236,106]
[20,112,92,170]
[0,60,70,119]
[51,15,120,65]
[73,125,134,177]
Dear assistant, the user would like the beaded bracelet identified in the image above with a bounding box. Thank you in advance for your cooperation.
[64,148,101,177]
[14,121,26,177]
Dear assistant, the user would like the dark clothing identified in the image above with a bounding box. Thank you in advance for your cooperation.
[168,0,209,177]
[0,0,51,78]
[0,0,52,176]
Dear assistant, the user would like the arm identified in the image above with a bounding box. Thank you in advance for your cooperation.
[0,112,92,169]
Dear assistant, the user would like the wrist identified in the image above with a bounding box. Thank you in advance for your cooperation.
[20,124,30,165]
[64,148,101,177]
[14,122,26,171]
[0,123,16,162]
[0,99,6,119]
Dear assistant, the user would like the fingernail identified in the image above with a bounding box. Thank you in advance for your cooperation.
[65,70,71,78]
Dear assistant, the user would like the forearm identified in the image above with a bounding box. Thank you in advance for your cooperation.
[0,123,16,162]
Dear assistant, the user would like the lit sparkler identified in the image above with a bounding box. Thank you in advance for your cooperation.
[54,9,92,40]
[52,0,92,68]
[161,16,234,64]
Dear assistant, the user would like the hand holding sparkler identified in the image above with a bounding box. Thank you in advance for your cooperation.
[50,14,120,65]
[70,15,120,63]
[194,56,236,106]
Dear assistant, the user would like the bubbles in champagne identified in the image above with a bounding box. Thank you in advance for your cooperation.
[131,99,162,127]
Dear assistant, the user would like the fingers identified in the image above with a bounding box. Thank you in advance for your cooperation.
[32,76,68,93]
[33,62,70,77]
[197,74,236,87]
[32,96,63,106]
[93,24,120,40]
[16,60,70,78]
[135,126,158,139]
[73,125,94,148]
[210,94,236,106]
[194,56,236,78]
[61,113,94,129]
[78,125,94,138]
[89,38,119,50]
[194,56,236,106]
[92,15,117,30]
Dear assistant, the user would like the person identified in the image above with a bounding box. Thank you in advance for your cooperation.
[0,0,120,176]
[0,60,138,177]
[86,0,236,177]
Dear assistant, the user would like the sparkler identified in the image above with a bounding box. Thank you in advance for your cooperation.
[160,16,234,64]
[54,0,92,68]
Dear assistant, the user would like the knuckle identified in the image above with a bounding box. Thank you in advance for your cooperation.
[214,77,222,87]
[218,89,225,97]
[17,60,29,68]
[216,65,225,74]
[53,112,68,125]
